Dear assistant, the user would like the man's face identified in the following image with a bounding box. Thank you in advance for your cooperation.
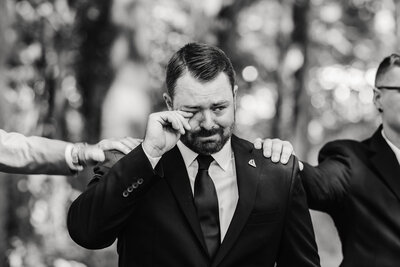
[164,71,237,154]
[374,66,400,134]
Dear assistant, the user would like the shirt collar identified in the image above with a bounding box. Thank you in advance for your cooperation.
[381,129,400,164]
[177,139,233,171]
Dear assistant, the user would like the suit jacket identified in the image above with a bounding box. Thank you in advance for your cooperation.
[302,126,400,267]
[0,129,71,175]
[68,135,320,267]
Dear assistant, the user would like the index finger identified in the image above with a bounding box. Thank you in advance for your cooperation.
[253,138,263,149]
[175,111,192,131]
[98,140,132,154]
[177,110,194,118]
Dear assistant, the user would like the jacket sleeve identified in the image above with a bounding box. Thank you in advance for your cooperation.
[277,157,320,267]
[67,144,160,249]
[0,129,71,175]
[300,141,352,211]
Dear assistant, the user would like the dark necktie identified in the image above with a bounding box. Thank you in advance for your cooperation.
[194,154,220,259]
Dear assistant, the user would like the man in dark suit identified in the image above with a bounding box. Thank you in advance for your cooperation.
[255,54,400,267]
[67,42,320,267]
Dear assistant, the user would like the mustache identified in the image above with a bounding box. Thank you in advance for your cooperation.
[188,127,222,137]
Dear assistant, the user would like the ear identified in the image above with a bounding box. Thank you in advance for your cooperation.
[233,85,238,110]
[163,93,173,111]
[373,88,383,112]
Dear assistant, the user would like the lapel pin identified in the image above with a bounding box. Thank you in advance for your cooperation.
[248,159,256,168]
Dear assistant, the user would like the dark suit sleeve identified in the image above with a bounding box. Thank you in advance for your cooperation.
[277,157,320,267]
[67,144,160,249]
[301,141,352,211]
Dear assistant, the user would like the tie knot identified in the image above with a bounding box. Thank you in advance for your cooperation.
[197,155,214,170]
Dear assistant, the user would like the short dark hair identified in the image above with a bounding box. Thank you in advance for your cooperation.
[166,42,236,97]
[375,53,400,87]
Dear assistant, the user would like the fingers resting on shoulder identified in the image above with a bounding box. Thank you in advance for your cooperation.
[253,138,294,165]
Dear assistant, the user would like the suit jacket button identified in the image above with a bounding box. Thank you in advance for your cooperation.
[137,178,144,185]
[132,182,138,189]
[122,191,129,197]
[127,186,134,192]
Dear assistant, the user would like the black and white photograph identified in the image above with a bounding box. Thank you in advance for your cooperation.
[0,0,399,266]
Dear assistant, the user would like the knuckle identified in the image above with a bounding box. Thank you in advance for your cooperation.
[272,144,282,151]
[283,141,292,147]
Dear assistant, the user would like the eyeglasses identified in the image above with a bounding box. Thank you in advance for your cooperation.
[376,86,400,90]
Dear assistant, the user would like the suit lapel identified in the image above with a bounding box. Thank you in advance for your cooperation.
[161,146,208,254]
[369,128,400,202]
[212,136,260,267]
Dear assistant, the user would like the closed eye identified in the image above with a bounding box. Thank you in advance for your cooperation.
[181,106,200,113]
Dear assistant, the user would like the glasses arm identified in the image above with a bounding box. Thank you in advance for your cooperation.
[376,86,400,90]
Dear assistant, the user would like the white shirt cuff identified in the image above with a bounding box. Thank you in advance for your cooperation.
[142,145,162,169]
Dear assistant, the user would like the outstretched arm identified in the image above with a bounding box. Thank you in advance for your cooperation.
[254,138,351,211]
[301,141,352,211]
[0,129,71,174]
[0,129,140,175]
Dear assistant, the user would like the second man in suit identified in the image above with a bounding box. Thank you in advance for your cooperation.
[255,54,400,267]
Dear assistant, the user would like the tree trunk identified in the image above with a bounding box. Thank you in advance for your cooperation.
[272,0,292,138]
[215,0,261,71]
[291,0,311,159]
[273,0,310,144]
[74,0,117,143]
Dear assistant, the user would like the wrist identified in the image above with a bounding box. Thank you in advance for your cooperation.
[65,143,86,172]
[142,140,163,158]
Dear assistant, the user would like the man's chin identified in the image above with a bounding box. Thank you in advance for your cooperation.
[195,144,222,155]
[192,137,226,154]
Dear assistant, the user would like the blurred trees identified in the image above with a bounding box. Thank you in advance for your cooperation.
[0,0,12,264]
[0,0,399,266]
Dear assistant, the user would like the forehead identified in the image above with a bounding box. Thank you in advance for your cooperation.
[377,66,400,86]
[173,71,233,106]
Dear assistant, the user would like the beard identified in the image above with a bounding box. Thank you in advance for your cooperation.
[180,122,234,155]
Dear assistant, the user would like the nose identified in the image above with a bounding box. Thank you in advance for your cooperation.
[199,110,216,130]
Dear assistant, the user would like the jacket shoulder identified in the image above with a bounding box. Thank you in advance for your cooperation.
[324,139,362,148]
[233,135,298,174]
[93,150,125,174]
[321,139,367,159]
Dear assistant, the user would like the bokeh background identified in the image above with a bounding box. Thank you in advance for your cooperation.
[0,0,399,266]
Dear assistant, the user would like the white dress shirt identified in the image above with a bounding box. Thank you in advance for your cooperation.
[143,140,238,242]
[382,129,400,165]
